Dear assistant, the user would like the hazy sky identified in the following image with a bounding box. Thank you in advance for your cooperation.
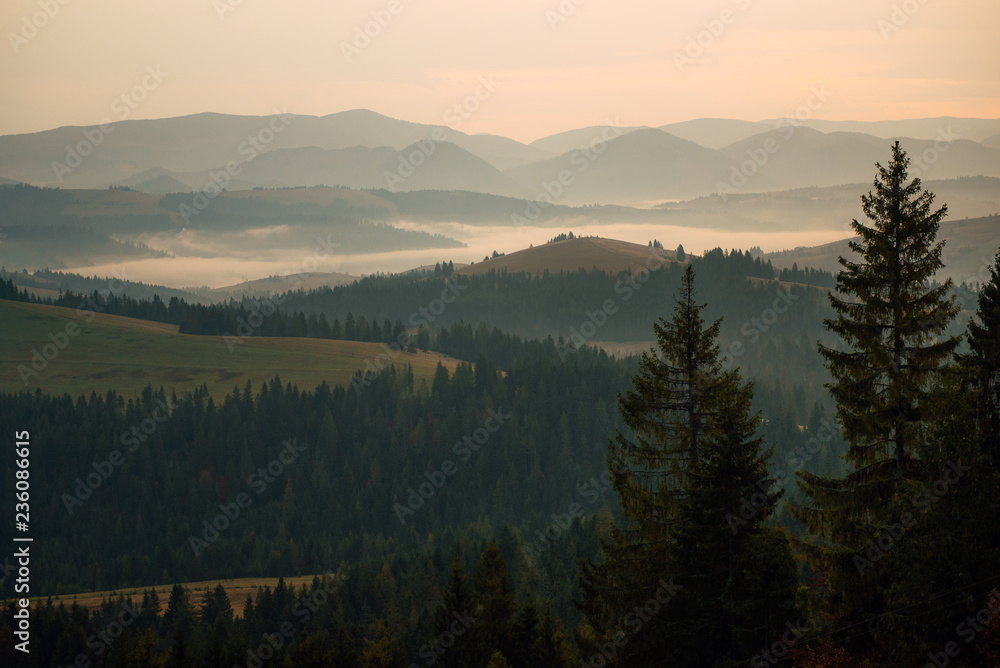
[2,0,998,142]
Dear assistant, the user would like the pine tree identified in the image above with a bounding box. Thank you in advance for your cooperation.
[509,598,540,668]
[473,542,516,663]
[360,618,404,667]
[963,249,1000,448]
[669,378,798,664]
[579,265,718,661]
[537,608,572,668]
[198,583,233,666]
[579,265,796,665]
[344,312,357,340]
[200,583,233,628]
[949,250,1000,611]
[883,246,1000,658]
[795,142,962,655]
[288,629,336,667]
[163,584,195,668]
[817,141,959,479]
[162,583,193,634]
[433,555,487,668]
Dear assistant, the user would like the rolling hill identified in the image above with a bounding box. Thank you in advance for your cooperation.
[527,124,642,155]
[205,271,361,299]
[515,126,1000,205]
[122,170,196,194]
[762,214,1000,284]
[718,128,1000,191]
[109,141,530,196]
[0,185,467,270]
[656,176,1000,232]
[508,127,730,204]
[0,300,461,399]
[456,235,680,277]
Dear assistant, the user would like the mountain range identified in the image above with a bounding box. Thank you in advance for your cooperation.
[3,110,999,205]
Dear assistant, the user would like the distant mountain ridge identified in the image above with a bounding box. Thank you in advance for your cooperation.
[0,109,553,190]
[1,111,998,205]
[508,127,732,203]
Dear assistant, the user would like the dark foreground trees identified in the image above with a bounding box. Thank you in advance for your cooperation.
[579,265,796,666]
[794,143,1000,664]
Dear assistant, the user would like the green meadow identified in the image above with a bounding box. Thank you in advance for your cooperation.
[0,299,459,400]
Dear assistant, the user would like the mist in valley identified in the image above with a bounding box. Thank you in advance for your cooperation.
[50,220,856,290]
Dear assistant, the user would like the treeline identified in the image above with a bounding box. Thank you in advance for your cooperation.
[369,188,577,225]
[0,542,576,668]
[0,276,31,302]
[778,262,837,288]
[0,269,201,303]
[0,548,576,668]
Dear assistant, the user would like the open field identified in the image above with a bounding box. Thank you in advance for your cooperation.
[0,300,461,399]
[30,575,336,617]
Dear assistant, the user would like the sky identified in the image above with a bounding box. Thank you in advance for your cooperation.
[1,0,998,143]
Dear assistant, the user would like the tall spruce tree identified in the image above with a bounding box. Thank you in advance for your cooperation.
[579,265,796,665]
[817,141,959,478]
[667,378,798,665]
[794,142,961,655]
[579,266,722,647]
[163,584,195,668]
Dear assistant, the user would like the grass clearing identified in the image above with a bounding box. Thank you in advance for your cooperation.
[0,300,460,399]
